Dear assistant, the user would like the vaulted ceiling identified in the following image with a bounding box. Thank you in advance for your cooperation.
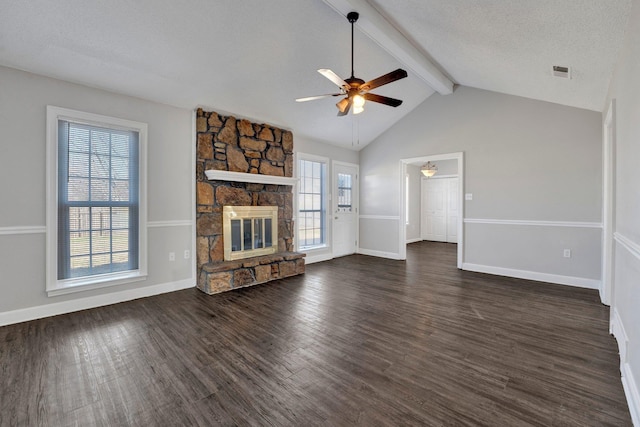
[0,0,631,149]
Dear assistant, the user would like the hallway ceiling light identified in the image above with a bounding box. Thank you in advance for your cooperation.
[421,161,438,177]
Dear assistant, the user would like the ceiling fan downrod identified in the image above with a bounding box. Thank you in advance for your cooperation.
[347,11,359,79]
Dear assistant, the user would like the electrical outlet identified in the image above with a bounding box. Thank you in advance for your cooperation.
[184,250,190,259]
[169,252,175,261]
[563,249,571,258]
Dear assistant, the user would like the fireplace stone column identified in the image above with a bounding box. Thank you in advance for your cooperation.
[195,109,304,294]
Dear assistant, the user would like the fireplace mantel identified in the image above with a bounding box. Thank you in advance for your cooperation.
[205,170,297,186]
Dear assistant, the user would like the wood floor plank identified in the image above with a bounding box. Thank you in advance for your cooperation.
[0,242,632,426]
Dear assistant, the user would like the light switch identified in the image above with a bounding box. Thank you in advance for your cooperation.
[465,193,473,201]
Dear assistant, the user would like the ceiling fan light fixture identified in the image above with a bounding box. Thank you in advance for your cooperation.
[352,94,366,113]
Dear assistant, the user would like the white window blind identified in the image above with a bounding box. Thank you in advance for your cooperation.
[57,120,140,280]
[298,158,326,248]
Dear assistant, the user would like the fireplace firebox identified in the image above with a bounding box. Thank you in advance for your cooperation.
[223,206,278,261]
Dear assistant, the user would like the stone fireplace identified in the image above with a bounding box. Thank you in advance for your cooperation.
[195,109,305,295]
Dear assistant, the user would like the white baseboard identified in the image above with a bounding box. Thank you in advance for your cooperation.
[622,361,640,427]
[612,308,629,362]
[612,308,640,426]
[406,238,422,244]
[0,278,195,327]
[461,263,600,289]
[357,248,404,260]
[304,252,334,265]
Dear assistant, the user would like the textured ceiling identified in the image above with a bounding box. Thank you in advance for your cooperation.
[369,0,632,112]
[0,1,632,149]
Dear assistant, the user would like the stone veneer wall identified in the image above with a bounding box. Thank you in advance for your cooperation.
[195,108,304,294]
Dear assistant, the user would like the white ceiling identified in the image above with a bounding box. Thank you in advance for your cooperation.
[0,0,631,150]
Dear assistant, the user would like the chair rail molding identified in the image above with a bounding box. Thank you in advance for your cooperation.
[614,232,640,261]
[359,215,400,220]
[147,220,194,228]
[464,218,602,228]
[0,226,47,235]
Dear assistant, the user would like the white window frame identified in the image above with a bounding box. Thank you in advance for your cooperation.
[296,153,329,251]
[46,106,148,296]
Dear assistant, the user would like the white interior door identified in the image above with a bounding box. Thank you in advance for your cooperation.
[422,178,447,242]
[333,162,358,258]
[447,178,459,243]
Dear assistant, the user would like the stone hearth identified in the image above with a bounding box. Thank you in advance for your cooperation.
[195,108,305,294]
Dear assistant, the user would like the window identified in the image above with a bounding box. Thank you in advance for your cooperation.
[337,173,353,213]
[297,156,327,249]
[46,106,147,295]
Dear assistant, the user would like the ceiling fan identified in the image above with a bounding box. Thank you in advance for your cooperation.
[296,11,408,116]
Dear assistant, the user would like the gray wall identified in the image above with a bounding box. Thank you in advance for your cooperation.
[360,86,603,283]
[0,66,194,318]
[295,136,359,165]
[0,66,360,320]
[431,158,458,176]
[605,0,640,418]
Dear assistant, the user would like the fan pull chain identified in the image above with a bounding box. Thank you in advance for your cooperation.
[351,113,360,146]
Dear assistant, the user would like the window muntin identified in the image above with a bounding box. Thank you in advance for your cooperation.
[337,173,353,213]
[298,158,326,249]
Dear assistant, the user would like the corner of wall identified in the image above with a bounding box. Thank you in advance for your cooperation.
[612,308,640,426]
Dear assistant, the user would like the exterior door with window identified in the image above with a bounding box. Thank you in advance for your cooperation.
[332,162,358,258]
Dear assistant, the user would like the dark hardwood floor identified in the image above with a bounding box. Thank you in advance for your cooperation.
[0,242,632,426]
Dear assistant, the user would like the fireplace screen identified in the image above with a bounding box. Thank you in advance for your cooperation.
[223,206,278,261]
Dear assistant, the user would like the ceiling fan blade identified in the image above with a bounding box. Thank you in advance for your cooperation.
[336,98,352,116]
[318,69,350,90]
[361,68,408,92]
[296,93,342,102]
[364,93,403,107]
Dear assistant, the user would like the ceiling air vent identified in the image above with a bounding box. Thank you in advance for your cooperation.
[552,65,571,79]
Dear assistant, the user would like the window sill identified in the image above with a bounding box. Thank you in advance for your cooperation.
[47,271,147,297]
[299,244,328,252]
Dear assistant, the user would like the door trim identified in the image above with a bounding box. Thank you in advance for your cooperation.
[602,99,616,307]
[400,152,464,268]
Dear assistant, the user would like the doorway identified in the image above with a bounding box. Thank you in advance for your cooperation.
[399,152,464,268]
[332,161,359,258]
